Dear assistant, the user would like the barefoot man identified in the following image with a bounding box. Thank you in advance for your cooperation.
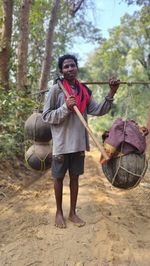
[42,54,119,228]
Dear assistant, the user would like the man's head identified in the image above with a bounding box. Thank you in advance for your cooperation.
[58,54,78,84]
[58,54,78,71]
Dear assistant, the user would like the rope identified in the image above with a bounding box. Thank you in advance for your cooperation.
[114,154,148,190]
[111,120,127,186]
[25,144,51,172]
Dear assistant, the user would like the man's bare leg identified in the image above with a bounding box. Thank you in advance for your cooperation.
[68,175,85,227]
[54,178,66,228]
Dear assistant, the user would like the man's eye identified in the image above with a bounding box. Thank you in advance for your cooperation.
[64,64,76,69]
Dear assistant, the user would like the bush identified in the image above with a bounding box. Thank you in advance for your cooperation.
[0,88,38,159]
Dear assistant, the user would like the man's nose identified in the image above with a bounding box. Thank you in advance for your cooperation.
[68,65,73,70]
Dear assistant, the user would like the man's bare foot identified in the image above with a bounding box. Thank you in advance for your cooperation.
[55,212,66,228]
[68,213,86,227]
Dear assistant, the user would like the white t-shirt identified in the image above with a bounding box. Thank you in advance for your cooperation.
[43,83,113,155]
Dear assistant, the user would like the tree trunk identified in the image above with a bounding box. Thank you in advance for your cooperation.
[16,0,32,91]
[146,104,150,157]
[0,0,13,91]
[70,0,85,17]
[39,0,61,92]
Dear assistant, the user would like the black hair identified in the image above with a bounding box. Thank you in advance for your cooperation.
[58,54,78,71]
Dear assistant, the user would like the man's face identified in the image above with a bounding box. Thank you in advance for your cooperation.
[61,59,78,82]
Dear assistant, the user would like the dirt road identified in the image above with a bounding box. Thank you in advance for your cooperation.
[0,151,150,266]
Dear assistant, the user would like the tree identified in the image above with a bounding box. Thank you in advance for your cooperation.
[0,0,13,90]
[39,0,61,92]
[123,0,149,6]
[146,105,150,157]
[0,0,102,158]
[16,0,32,91]
[68,0,85,16]
[84,6,150,137]
[10,0,101,93]
[38,0,94,92]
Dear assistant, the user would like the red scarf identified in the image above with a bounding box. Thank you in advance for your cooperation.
[62,79,91,113]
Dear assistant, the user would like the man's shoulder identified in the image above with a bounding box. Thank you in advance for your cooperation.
[48,83,62,95]
[51,83,60,91]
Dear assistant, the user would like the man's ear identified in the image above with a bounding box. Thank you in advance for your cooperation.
[60,70,63,76]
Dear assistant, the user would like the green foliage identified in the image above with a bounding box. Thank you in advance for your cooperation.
[123,0,149,6]
[1,0,102,159]
[0,1,3,24]
[85,6,150,134]
[1,1,150,159]
[10,0,102,94]
[0,86,38,159]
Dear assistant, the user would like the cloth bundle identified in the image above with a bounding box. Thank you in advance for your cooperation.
[100,118,149,164]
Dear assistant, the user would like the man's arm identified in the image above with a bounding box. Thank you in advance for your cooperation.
[87,78,119,116]
[87,95,113,116]
[42,85,71,124]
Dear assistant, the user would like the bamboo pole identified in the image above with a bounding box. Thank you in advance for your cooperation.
[30,80,150,96]
[84,81,150,85]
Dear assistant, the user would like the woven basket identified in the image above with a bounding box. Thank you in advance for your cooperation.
[102,153,148,189]
[25,112,52,142]
[25,142,52,171]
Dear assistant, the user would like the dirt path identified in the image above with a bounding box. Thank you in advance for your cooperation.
[0,151,150,266]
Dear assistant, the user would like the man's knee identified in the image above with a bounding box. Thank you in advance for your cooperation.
[69,175,79,181]
[54,177,64,183]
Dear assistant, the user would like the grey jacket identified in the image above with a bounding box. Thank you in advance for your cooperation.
[42,83,113,155]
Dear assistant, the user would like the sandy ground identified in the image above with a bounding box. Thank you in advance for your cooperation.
[0,151,150,266]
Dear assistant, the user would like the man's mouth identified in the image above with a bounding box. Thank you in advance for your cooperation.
[68,73,75,77]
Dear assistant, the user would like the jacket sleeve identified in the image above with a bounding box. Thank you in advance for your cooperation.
[87,95,113,116]
[42,85,71,124]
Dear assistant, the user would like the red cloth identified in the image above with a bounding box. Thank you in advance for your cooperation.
[62,79,91,113]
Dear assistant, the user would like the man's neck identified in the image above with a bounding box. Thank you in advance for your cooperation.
[67,79,76,86]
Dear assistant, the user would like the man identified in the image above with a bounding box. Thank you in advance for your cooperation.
[42,54,119,228]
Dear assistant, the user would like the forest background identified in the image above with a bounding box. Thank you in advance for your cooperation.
[0,0,150,160]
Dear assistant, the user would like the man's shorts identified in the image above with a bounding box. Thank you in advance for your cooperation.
[51,151,85,179]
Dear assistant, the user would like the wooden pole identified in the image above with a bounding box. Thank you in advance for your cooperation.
[84,81,150,85]
[57,79,109,160]
[30,80,150,97]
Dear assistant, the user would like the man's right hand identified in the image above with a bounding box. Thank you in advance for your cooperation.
[66,95,76,110]
[108,78,120,98]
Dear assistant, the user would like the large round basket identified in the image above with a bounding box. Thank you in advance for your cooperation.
[25,142,52,171]
[25,112,52,142]
[102,153,148,189]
